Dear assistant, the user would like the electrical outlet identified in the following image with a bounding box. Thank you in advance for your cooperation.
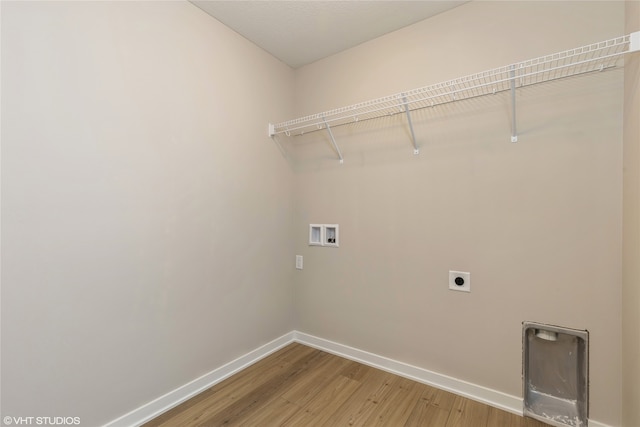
[296,255,303,270]
[449,270,470,292]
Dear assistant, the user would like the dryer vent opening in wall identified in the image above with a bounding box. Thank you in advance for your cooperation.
[523,322,589,427]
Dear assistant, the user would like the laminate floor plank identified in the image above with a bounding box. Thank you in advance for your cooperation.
[363,376,423,426]
[445,395,490,427]
[142,343,551,427]
[197,348,324,426]
[237,397,301,427]
[280,351,351,407]
[404,387,456,427]
[230,351,343,426]
[427,387,458,412]
[319,368,396,426]
[282,375,362,426]
[486,406,525,427]
[338,360,375,382]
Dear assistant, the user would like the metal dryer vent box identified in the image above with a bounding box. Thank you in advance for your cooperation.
[523,322,589,427]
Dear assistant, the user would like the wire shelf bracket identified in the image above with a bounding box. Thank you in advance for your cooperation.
[323,116,343,163]
[269,31,640,161]
[510,65,518,143]
[402,94,420,154]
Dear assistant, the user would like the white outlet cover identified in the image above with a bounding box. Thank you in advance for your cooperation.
[449,270,470,292]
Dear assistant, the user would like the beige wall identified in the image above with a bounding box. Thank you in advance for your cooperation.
[0,2,294,425]
[623,2,640,426]
[292,2,624,425]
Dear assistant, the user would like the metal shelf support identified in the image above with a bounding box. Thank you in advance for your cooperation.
[323,117,343,164]
[510,65,518,143]
[402,94,420,154]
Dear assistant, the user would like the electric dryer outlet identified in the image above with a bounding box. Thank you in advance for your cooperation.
[449,271,470,292]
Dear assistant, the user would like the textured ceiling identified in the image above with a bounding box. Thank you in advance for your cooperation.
[191,1,467,68]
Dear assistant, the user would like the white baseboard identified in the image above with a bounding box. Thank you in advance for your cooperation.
[102,331,295,427]
[103,330,613,427]
[292,331,522,415]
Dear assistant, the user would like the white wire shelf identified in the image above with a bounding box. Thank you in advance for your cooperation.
[269,31,639,160]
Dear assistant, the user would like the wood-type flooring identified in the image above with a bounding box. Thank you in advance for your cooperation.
[144,343,550,427]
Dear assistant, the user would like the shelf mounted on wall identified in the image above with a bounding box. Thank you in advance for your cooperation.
[269,31,640,162]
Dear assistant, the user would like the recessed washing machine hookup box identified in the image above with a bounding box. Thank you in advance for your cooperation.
[523,322,589,427]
